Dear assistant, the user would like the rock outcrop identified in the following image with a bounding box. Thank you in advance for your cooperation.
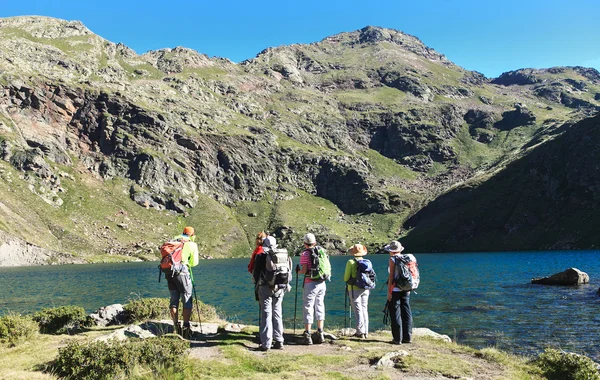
[531,268,589,285]
[88,304,127,327]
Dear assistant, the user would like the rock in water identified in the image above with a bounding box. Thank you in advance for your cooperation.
[531,268,589,285]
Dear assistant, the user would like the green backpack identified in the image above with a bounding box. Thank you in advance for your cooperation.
[308,246,331,281]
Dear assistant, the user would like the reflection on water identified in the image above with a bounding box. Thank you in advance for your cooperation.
[1,250,599,360]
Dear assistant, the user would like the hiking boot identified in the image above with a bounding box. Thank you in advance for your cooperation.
[313,330,325,344]
[299,331,313,345]
[257,345,270,352]
[182,325,192,339]
[390,340,402,345]
[272,341,284,350]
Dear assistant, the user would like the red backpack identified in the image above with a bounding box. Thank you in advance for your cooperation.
[158,239,186,282]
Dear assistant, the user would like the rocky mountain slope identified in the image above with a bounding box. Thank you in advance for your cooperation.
[0,16,599,262]
[402,112,600,252]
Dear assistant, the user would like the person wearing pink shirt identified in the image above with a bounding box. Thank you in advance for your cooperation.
[295,233,326,345]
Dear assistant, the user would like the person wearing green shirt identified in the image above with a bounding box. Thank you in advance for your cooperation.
[167,226,199,338]
[343,244,370,339]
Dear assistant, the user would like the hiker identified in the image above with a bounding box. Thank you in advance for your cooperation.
[344,244,371,339]
[386,240,413,344]
[166,226,199,338]
[295,233,328,345]
[252,235,292,351]
[247,231,267,274]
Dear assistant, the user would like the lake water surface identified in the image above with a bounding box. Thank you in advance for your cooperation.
[1,251,599,360]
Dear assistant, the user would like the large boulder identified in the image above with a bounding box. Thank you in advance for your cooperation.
[531,268,589,285]
[88,304,127,326]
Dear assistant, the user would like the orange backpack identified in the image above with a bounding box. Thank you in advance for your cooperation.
[158,239,186,282]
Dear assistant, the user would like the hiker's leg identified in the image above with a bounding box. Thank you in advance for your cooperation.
[400,291,413,342]
[272,291,284,344]
[349,288,358,331]
[354,288,367,335]
[182,308,192,325]
[181,274,194,326]
[389,292,402,342]
[303,281,317,331]
[314,281,326,330]
[169,289,180,327]
[362,289,370,335]
[259,285,273,348]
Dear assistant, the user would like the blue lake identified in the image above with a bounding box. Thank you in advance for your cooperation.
[1,251,599,360]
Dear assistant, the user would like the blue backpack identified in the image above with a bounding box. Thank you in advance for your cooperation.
[349,258,376,290]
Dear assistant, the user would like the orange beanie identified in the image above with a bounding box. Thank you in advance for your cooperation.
[183,226,195,236]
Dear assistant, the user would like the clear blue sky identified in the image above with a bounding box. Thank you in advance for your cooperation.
[2,0,599,78]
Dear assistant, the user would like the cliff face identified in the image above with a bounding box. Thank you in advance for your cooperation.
[402,113,600,251]
[0,17,599,262]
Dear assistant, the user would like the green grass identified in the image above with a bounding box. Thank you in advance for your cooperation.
[0,159,252,260]
[274,190,403,251]
[450,124,501,168]
[0,28,95,55]
[0,306,548,380]
[116,56,164,80]
[178,66,229,80]
[232,196,276,244]
[334,86,407,106]
[360,149,417,179]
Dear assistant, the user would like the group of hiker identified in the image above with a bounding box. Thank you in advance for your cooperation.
[159,226,419,348]
[247,231,419,351]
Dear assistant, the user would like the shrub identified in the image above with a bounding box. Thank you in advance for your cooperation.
[124,297,217,323]
[32,305,87,334]
[51,337,189,379]
[124,298,171,322]
[0,313,39,346]
[535,348,600,380]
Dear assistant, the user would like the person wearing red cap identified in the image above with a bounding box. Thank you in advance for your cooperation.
[167,226,199,338]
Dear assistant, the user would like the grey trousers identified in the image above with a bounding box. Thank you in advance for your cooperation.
[349,288,370,335]
[303,280,326,325]
[258,285,284,348]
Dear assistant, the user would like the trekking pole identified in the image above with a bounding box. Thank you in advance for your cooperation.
[349,287,353,328]
[293,267,299,336]
[192,282,203,334]
[344,284,348,329]
[190,268,203,334]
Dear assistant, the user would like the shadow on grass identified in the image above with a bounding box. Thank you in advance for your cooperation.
[189,330,318,350]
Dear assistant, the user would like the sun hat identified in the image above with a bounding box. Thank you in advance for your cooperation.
[183,226,195,236]
[303,233,316,245]
[263,235,277,248]
[348,244,368,257]
[384,240,404,253]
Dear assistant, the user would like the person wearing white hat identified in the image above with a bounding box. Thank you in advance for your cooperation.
[296,233,327,345]
[385,240,413,344]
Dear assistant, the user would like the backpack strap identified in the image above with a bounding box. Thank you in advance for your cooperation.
[347,258,359,286]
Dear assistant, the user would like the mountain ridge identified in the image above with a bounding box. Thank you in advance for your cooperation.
[1,16,599,264]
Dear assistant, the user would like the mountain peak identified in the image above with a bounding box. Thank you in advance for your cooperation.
[321,25,448,62]
[0,16,93,39]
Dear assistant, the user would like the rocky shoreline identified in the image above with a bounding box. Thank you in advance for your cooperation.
[0,230,86,266]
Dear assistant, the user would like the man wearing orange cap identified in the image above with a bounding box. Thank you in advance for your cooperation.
[167,226,199,338]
